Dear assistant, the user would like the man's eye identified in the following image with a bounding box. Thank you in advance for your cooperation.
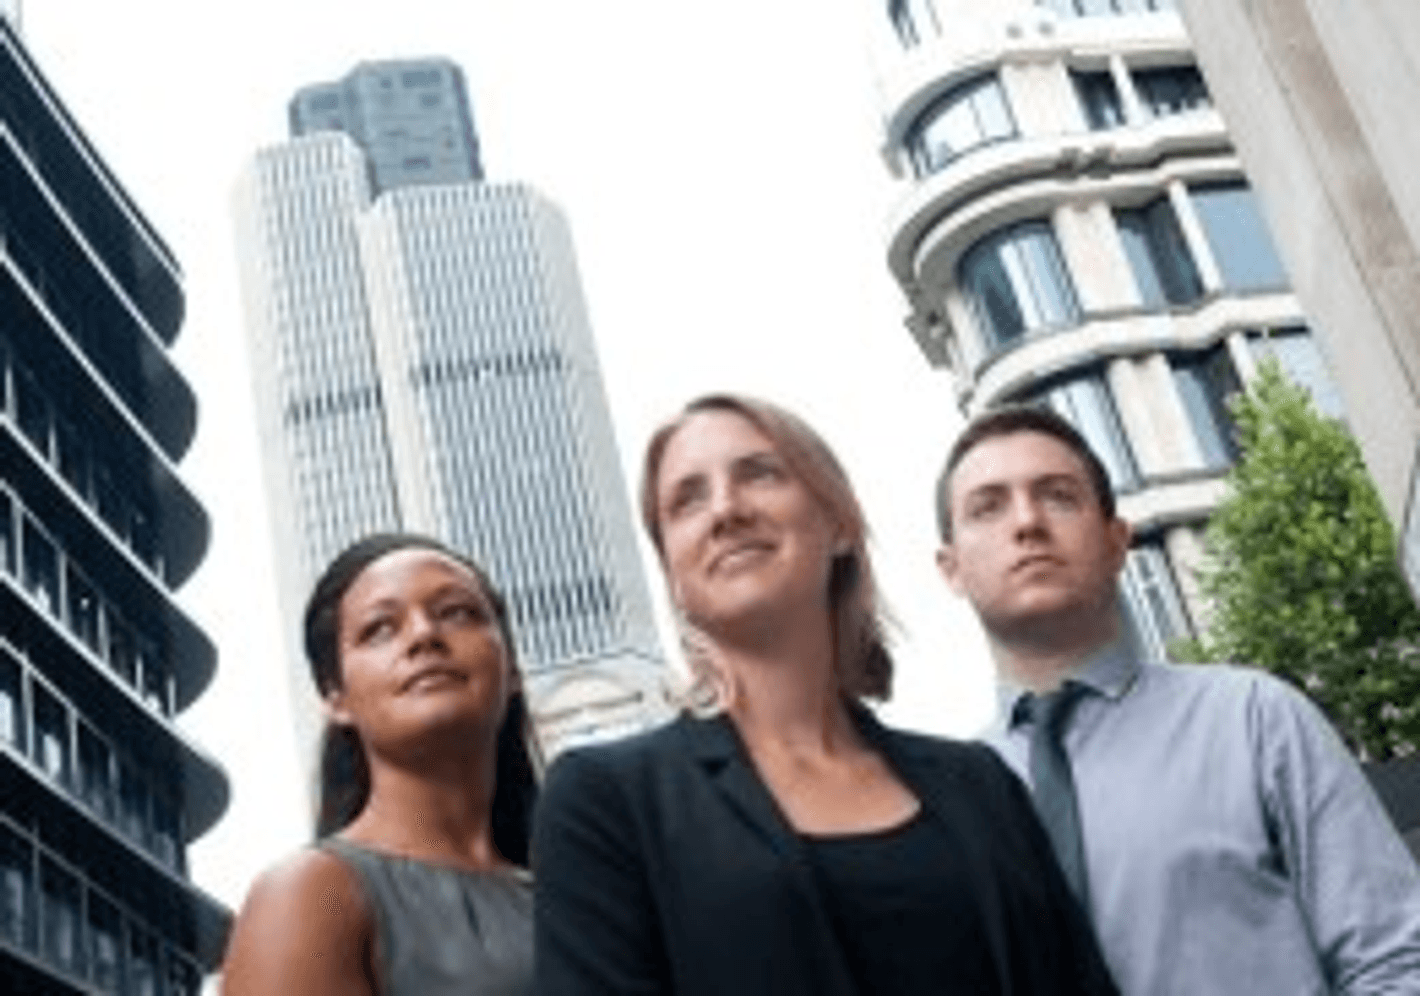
[966,496,1003,520]
[1043,486,1082,508]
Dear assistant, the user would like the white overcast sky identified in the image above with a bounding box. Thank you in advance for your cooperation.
[18,0,995,911]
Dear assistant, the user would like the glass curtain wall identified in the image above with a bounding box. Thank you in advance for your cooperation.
[1021,369,1141,490]
[1116,198,1204,308]
[1191,182,1288,292]
[1250,327,1346,420]
[1119,539,1191,660]
[959,220,1081,351]
[906,75,1015,177]
[1171,343,1243,468]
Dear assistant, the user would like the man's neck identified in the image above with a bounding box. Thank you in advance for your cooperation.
[990,616,1121,693]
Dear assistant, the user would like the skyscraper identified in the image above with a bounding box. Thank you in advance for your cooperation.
[234,58,667,766]
[870,0,1344,656]
[0,13,229,993]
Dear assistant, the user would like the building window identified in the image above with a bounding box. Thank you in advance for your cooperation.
[959,220,1082,351]
[32,683,70,788]
[0,649,21,750]
[1120,539,1191,660]
[889,0,940,47]
[128,927,160,996]
[15,363,52,458]
[1039,0,1176,15]
[1073,70,1125,131]
[1172,343,1242,468]
[40,857,82,976]
[1134,65,1210,119]
[87,894,123,993]
[140,651,171,717]
[1191,182,1288,292]
[1250,327,1346,420]
[65,563,102,653]
[119,761,149,848]
[21,516,59,616]
[1116,198,1204,308]
[0,823,34,950]
[78,722,114,821]
[905,75,1015,176]
[1020,369,1140,490]
[0,491,12,577]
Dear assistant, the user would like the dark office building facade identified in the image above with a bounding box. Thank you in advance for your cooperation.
[0,16,229,995]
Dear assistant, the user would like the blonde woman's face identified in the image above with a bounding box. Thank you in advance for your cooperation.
[654,411,844,640]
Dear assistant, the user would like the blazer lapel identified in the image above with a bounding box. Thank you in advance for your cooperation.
[680,714,798,855]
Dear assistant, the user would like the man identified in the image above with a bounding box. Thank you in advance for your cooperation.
[935,405,1420,995]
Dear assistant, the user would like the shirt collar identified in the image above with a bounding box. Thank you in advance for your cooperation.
[998,635,1139,730]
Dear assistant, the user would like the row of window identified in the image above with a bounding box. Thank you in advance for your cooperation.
[959,183,1287,350]
[0,336,165,579]
[0,488,174,718]
[0,816,198,994]
[1074,64,1210,131]
[1022,328,1340,493]
[1038,0,1177,18]
[904,62,1208,180]
[890,0,1178,50]
[0,642,183,873]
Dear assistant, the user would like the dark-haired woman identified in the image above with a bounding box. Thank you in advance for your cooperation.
[534,395,1117,996]
[223,533,538,996]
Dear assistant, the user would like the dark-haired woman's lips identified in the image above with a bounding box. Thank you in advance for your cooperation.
[401,666,467,691]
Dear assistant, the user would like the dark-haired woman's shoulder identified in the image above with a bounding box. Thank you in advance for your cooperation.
[221,847,375,996]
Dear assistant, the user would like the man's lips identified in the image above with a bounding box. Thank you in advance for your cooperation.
[1011,553,1064,574]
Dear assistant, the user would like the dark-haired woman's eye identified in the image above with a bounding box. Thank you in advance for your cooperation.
[355,616,396,645]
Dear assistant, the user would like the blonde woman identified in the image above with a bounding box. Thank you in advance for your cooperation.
[534,395,1116,996]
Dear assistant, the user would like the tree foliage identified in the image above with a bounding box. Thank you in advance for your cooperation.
[1175,358,1420,760]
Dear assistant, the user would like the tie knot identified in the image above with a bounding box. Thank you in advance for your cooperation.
[1030,681,1089,736]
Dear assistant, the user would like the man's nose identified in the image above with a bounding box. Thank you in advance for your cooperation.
[1008,491,1048,535]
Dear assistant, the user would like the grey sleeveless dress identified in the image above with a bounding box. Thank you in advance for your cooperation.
[321,837,534,996]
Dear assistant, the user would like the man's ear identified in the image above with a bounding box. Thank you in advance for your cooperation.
[935,543,966,596]
[1107,516,1133,573]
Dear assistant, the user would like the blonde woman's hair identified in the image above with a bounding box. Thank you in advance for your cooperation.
[640,394,893,709]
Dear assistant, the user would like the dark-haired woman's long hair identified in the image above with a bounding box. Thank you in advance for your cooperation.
[305,533,539,866]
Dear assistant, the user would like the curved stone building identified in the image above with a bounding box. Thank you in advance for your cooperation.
[872,0,1344,654]
[0,15,229,993]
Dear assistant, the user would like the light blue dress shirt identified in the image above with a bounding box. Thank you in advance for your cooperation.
[984,641,1420,995]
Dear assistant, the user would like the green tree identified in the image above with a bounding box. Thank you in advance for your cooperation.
[1175,357,1420,760]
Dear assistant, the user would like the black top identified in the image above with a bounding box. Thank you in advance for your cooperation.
[803,810,999,995]
[533,708,1118,996]
[321,837,534,996]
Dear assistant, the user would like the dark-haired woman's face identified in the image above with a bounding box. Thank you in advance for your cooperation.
[655,410,843,637]
[326,548,513,754]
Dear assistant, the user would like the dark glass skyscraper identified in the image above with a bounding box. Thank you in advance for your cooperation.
[0,15,229,992]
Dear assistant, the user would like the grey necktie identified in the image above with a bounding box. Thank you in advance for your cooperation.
[1028,682,1090,910]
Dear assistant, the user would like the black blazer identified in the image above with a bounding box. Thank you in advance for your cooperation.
[533,708,1117,996]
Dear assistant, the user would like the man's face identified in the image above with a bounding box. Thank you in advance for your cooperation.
[936,431,1130,646]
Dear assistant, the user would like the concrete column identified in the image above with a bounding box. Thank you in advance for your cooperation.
[1107,355,1166,476]
[1054,199,1138,313]
[1109,52,1147,127]
[1226,330,1259,385]
[1163,523,1211,636]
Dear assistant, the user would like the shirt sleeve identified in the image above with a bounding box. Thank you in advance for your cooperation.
[1250,675,1420,993]
[533,746,670,996]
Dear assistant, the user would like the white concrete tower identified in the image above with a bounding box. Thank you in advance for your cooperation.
[233,62,668,775]
[871,0,1345,656]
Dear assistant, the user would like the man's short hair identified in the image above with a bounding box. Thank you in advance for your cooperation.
[936,404,1117,541]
